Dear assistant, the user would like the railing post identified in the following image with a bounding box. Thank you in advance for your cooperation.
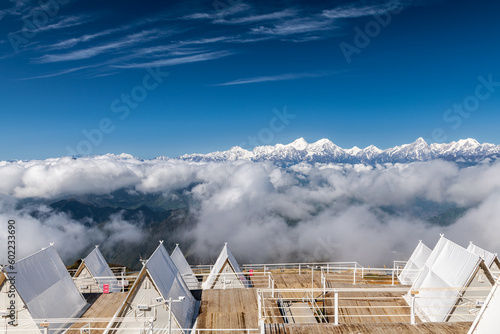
[353,268,356,285]
[268,274,271,288]
[392,269,395,286]
[334,290,339,325]
[362,267,364,279]
[272,281,274,298]
[299,263,301,275]
[258,290,266,334]
[410,294,416,325]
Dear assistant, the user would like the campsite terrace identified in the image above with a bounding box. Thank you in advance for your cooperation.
[1,236,499,333]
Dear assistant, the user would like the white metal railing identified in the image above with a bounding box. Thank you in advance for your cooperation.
[320,265,410,285]
[196,271,273,289]
[241,261,363,275]
[72,274,137,293]
[0,326,258,333]
[257,285,493,327]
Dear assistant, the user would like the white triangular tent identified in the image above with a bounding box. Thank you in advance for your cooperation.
[74,246,121,293]
[0,245,88,334]
[398,240,432,285]
[107,242,197,333]
[201,243,251,290]
[170,244,200,290]
[407,235,495,323]
[467,242,500,273]
[468,277,500,333]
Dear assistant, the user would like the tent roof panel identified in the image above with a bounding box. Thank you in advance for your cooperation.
[83,246,120,292]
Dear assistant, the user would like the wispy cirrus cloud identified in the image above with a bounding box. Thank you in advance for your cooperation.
[251,17,334,36]
[215,9,298,24]
[113,50,233,69]
[42,25,134,51]
[3,0,31,16]
[213,71,332,86]
[322,1,404,19]
[34,29,167,63]
[26,15,90,33]
[183,2,251,20]
[19,64,100,80]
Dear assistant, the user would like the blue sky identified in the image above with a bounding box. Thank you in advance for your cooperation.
[1,0,499,160]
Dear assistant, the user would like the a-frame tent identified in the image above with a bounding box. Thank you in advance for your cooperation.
[170,244,200,290]
[468,277,500,333]
[0,245,89,334]
[201,243,251,290]
[106,242,197,334]
[398,240,432,285]
[407,235,495,323]
[74,245,121,293]
[467,242,500,273]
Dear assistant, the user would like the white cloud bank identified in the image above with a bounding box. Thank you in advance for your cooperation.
[1,156,500,265]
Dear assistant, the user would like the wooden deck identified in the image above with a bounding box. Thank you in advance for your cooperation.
[66,292,127,334]
[196,289,259,333]
[265,322,472,333]
[323,290,417,324]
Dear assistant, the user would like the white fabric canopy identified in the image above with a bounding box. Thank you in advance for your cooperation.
[146,243,196,330]
[170,245,200,290]
[398,241,432,285]
[202,243,250,289]
[82,246,120,292]
[467,243,497,268]
[408,236,482,322]
[15,246,88,333]
[468,277,500,333]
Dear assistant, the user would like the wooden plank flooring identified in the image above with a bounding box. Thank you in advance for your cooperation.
[323,290,416,324]
[66,292,127,334]
[196,289,259,333]
[265,322,472,334]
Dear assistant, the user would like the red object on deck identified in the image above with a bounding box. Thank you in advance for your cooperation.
[103,284,109,294]
[249,269,254,276]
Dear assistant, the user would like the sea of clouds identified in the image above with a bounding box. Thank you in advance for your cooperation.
[1,155,500,265]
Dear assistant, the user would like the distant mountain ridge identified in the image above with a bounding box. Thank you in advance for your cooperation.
[177,137,500,164]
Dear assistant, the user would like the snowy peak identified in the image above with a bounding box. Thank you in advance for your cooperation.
[177,138,500,165]
[288,137,309,150]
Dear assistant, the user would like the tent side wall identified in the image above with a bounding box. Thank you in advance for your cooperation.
[468,279,500,334]
[0,275,41,334]
[447,262,495,322]
[212,260,245,289]
[74,264,102,293]
[108,271,182,334]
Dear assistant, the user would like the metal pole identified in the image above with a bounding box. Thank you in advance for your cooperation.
[410,295,416,325]
[334,291,339,325]
[311,266,314,290]
[392,269,395,286]
[353,268,356,285]
[44,327,48,334]
[299,263,301,275]
[168,297,172,334]
[362,267,364,279]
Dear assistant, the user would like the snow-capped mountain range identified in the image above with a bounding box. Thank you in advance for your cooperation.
[177,138,500,165]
